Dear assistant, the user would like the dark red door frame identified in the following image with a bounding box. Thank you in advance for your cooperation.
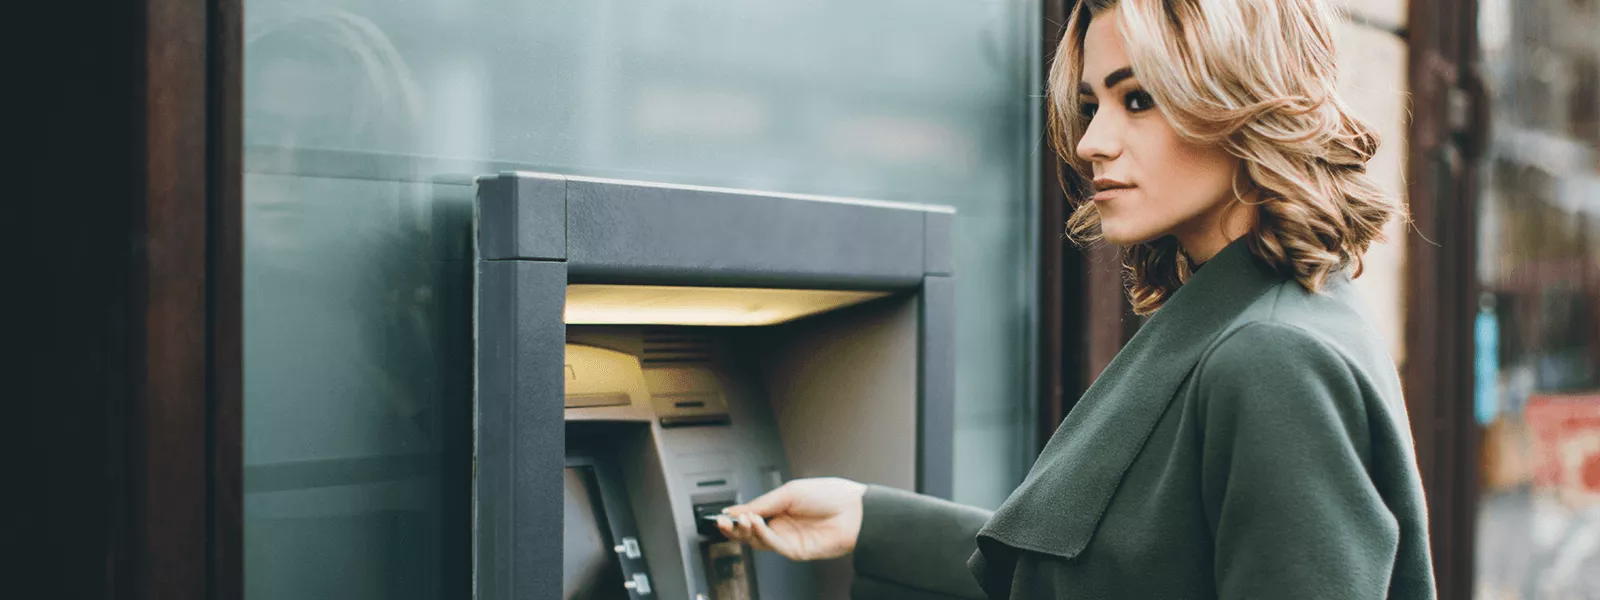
[131,0,243,596]
[1404,0,1487,596]
[1038,0,1072,448]
[207,0,245,596]
[16,0,241,597]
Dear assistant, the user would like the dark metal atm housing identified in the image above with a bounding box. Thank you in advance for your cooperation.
[474,172,955,600]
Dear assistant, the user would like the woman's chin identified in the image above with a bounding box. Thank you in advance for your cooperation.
[1098,225,1142,247]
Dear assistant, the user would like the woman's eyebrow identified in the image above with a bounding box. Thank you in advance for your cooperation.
[1103,67,1134,88]
[1079,66,1136,96]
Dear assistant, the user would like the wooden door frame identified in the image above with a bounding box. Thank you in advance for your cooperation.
[208,0,245,596]
[16,0,241,597]
[133,0,242,596]
[1037,0,1069,447]
[132,0,244,596]
[1404,0,1487,596]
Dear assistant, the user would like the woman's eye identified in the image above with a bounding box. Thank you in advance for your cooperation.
[1079,102,1098,122]
[1124,90,1155,112]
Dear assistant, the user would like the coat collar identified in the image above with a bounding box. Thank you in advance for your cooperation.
[975,239,1284,562]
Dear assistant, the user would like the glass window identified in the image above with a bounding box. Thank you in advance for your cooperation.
[1474,0,1600,596]
[243,0,1041,595]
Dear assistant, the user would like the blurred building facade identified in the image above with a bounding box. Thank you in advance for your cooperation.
[1333,0,1600,594]
[1472,0,1600,596]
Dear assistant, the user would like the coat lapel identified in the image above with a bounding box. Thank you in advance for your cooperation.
[975,240,1282,561]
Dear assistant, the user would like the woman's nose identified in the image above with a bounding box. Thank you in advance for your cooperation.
[1075,114,1121,163]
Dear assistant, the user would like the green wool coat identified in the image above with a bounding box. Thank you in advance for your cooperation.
[851,240,1436,599]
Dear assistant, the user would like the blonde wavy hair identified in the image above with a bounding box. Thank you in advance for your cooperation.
[1049,0,1400,315]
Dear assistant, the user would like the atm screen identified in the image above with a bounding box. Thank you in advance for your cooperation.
[563,466,630,600]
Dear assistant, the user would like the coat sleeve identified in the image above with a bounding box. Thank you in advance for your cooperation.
[1197,322,1403,599]
[851,485,992,599]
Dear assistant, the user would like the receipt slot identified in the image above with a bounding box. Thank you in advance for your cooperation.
[474,173,955,600]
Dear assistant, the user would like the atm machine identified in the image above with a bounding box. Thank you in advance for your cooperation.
[474,172,955,600]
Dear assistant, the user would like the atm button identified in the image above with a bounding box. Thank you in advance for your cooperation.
[613,536,642,559]
[623,573,653,595]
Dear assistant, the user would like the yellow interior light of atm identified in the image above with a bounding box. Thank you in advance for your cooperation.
[564,284,891,326]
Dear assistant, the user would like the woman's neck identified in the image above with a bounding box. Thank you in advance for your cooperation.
[1176,198,1256,265]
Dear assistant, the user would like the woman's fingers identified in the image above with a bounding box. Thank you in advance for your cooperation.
[721,485,793,520]
[734,514,751,538]
[716,514,760,543]
[716,513,791,556]
[716,515,744,541]
[747,514,796,559]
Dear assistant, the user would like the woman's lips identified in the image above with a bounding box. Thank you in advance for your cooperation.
[1092,186,1133,203]
[1091,177,1134,203]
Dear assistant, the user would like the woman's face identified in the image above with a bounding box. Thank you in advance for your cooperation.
[1075,12,1247,258]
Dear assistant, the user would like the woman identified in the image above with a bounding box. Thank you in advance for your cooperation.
[716,0,1436,597]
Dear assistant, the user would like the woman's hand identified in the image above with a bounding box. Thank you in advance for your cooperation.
[715,477,868,562]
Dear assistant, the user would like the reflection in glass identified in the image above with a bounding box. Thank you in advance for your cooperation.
[1474,0,1600,596]
[244,0,1039,596]
[243,5,462,599]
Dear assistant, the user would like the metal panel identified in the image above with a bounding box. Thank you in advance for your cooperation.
[563,176,930,287]
[918,275,957,500]
[477,172,568,261]
[924,211,953,277]
[476,260,568,600]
